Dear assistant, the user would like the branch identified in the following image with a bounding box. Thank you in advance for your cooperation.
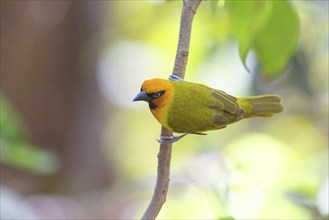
[141,1,202,219]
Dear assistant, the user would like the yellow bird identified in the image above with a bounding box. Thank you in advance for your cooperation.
[133,77,283,143]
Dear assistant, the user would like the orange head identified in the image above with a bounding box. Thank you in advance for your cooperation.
[133,78,173,109]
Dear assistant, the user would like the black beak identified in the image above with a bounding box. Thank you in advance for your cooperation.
[133,90,150,102]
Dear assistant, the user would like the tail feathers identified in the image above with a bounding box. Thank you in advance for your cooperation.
[240,95,284,118]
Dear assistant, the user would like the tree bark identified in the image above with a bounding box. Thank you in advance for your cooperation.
[141,1,202,219]
[0,1,112,193]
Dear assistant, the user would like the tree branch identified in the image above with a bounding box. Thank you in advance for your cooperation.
[141,1,202,219]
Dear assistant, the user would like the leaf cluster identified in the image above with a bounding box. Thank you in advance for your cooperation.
[225,0,299,77]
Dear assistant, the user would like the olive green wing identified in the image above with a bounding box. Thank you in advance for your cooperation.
[204,89,246,128]
[167,81,245,134]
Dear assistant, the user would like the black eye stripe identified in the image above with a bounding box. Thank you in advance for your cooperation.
[147,90,165,99]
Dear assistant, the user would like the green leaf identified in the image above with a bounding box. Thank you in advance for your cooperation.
[254,1,299,76]
[225,0,273,71]
[0,140,59,175]
[0,95,60,175]
[225,0,299,76]
[0,96,25,142]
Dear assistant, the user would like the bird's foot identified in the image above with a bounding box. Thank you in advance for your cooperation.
[157,133,188,144]
[168,74,184,81]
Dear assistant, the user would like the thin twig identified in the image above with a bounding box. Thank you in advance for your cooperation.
[141,1,202,219]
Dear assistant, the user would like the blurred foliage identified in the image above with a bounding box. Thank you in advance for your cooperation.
[226,0,299,76]
[0,0,327,219]
[218,217,235,220]
[101,1,327,219]
[0,96,59,175]
[0,97,24,143]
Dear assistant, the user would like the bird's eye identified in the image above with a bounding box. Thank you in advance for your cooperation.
[151,91,164,99]
[153,92,161,99]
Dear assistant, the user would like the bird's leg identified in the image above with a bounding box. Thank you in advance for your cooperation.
[168,74,184,81]
[157,133,188,144]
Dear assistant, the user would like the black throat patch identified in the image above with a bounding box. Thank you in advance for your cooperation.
[148,101,157,109]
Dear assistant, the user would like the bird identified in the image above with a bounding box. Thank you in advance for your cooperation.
[133,77,283,143]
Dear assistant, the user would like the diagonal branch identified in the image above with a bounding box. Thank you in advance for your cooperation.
[141,1,202,219]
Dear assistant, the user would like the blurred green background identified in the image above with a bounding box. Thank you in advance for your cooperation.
[0,1,328,219]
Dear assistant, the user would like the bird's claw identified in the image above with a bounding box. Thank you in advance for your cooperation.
[157,133,188,144]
